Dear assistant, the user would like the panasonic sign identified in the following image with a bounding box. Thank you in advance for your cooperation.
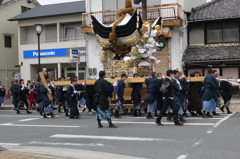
[23,48,67,58]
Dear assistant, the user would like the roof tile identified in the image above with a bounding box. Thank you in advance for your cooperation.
[189,0,240,21]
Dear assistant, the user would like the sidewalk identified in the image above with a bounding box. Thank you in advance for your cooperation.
[0,145,146,159]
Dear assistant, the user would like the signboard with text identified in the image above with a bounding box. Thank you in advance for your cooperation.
[23,48,67,58]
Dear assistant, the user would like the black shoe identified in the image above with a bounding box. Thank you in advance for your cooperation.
[174,121,184,126]
[206,113,213,118]
[27,111,32,114]
[212,111,220,116]
[180,118,188,123]
[51,114,56,118]
[133,110,138,117]
[155,121,163,126]
[183,113,188,117]
[191,112,197,116]
[65,114,69,117]
[109,124,118,128]
[114,111,121,118]
[43,115,50,118]
[69,116,77,119]
[226,107,232,114]
[17,111,21,114]
[146,114,154,119]
[154,113,159,117]
[220,106,225,113]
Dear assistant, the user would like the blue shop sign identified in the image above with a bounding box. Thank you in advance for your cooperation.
[23,48,67,58]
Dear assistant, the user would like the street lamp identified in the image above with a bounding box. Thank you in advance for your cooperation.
[35,24,43,73]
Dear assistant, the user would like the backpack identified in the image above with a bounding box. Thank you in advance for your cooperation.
[159,78,171,95]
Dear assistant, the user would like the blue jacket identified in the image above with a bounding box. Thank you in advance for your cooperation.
[201,74,219,101]
[114,80,125,101]
[40,84,51,107]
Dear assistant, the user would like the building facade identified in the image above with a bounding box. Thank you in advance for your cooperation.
[183,0,240,79]
[9,1,86,81]
[0,0,39,90]
[82,0,207,79]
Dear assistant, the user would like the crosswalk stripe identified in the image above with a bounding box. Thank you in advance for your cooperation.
[0,123,80,128]
[116,117,223,120]
[28,141,104,147]
[19,118,39,122]
[0,143,21,146]
[50,134,177,142]
[101,121,215,126]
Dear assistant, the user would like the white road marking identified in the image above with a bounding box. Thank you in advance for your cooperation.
[0,123,13,125]
[206,131,212,134]
[213,112,235,128]
[0,115,42,118]
[28,141,104,147]
[206,112,235,134]
[0,143,21,146]
[118,117,222,120]
[177,154,188,159]
[50,134,176,142]
[19,118,39,122]
[101,121,215,126]
[0,124,80,128]
[192,140,201,147]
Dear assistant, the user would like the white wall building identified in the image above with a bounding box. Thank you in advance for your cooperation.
[9,1,86,81]
[83,0,207,78]
[0,0,39,90]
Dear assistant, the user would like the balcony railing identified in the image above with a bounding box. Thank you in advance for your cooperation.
[82,3,182,28]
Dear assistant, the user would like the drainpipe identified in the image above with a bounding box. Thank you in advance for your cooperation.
[5,63,8,94]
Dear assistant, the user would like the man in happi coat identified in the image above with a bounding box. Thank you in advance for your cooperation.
[188,72,203,116]
[93,71,117,128]
[17,79,32,114]
[40,75,56,118]
[114,74,127,118]
[131,74,143,116]
[201,69,219,118]
[10,80,19,111]
[145,72,164,119]
[156,70,183,126]
[220,77,232,114]
[67,80,80,119]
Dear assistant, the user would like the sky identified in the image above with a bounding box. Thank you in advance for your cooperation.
[37,0,83,5]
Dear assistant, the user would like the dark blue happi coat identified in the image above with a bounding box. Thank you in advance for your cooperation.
[145,77,163,104]
[202,74,219,102]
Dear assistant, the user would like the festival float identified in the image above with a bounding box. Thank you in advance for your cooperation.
[91,0,164,78]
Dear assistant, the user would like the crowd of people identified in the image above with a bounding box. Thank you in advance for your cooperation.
[3,68,233,128]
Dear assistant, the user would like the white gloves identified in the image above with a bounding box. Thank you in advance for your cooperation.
[113,82,118,87]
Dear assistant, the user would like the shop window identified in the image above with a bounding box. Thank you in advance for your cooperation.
[4,36,11,48]
[223,21,239,42]
[206,20,240,44]
[206,22,222,43]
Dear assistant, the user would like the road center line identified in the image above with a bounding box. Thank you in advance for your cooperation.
[192,140,201,147]
[19,118,39,122]
[28,141,104,147]
[50,134,177,142]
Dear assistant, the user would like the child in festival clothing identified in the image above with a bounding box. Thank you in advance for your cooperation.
[27,85,37,110]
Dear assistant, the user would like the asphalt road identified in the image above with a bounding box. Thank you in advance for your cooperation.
[0,109,239,159]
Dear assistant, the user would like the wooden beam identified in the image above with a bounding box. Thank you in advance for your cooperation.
[53,77,207,87]
[39,72,53,101]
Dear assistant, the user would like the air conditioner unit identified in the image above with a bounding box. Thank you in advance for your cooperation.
[27,0,33,3]
[93,68,97,75]
[88,68,92,75]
